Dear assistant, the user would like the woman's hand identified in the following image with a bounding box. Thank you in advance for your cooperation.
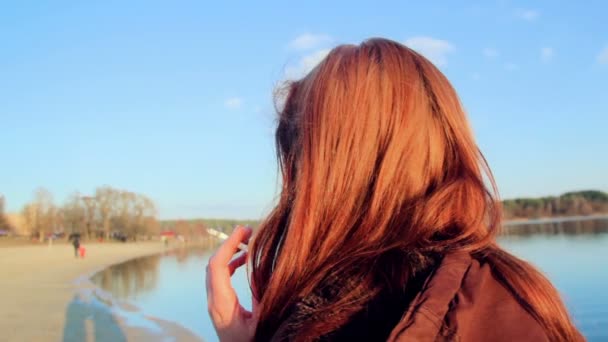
[206,226,257,342]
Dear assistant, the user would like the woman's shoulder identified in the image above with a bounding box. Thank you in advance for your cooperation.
[388,252,549,342]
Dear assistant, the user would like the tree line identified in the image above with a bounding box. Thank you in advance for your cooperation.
[502,190,608,219]
[2,189,606,240]
[12,186,158,241]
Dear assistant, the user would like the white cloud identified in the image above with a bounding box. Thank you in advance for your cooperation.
[288,33,332,50]
[597,47,608,65]
[505,62,519,71]
[404,36,455,67]
[516,9,540,21]
[541,47,554,63]
[301,49,331,70]
[224,97,243,110]
[483,48,499,58]
[285,48,331,79]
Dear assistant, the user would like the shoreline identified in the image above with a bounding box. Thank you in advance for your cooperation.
[0,242,204,341]
[503,213,608,226]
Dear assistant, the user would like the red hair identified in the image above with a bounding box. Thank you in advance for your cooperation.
[250,38,581,341]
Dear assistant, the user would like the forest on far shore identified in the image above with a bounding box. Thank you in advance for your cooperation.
[162,190,608,230]
[502,190,608,219]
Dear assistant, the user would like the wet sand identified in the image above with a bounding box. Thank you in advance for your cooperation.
[0,242,203,341]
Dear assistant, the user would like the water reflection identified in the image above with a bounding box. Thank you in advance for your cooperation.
[503,217,608,236]
[92,247,212,300]
[91,246,230,340]
[164,246,210,264]
[92,254,161,300]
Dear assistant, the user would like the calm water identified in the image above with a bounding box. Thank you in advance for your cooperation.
[92,218,608,341]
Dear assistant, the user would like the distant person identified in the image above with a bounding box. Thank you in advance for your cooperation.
[70,234,80,258]
[206,39,583,341]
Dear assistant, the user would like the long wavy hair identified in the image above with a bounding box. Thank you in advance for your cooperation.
[250,38,581,341]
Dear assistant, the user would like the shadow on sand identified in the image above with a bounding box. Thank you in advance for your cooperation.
[62,294,126,342]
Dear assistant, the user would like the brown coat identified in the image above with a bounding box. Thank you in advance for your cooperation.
[270,252,554,341]
[387,252,549,342]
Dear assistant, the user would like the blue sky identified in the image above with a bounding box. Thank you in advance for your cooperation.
[1,1,607,219]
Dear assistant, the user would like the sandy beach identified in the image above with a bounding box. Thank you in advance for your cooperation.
[0,242,203,342]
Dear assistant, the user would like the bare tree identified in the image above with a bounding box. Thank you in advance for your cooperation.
[17,186,160,242]
[16,188,57,241]
[131,194,157,238]
[81,196,97,240]
[174,220,190,237]
[63,192,85,235]
[143,216,160,237]
[0,195,12,232]
[95,186,117,240]
[32,188,55,242]
[117,191,135,238]
[22,203,39,238]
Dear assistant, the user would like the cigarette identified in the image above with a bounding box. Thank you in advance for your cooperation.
[206,227,249,252]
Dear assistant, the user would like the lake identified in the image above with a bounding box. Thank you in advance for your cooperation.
[92,218,608,341]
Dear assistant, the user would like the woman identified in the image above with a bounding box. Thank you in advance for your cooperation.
[206,38,583,341]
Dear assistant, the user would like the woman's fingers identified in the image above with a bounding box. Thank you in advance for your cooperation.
[210,226,252,267]
[228,252,248,276]
[206,226,252,312]
[205,226,257,342]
